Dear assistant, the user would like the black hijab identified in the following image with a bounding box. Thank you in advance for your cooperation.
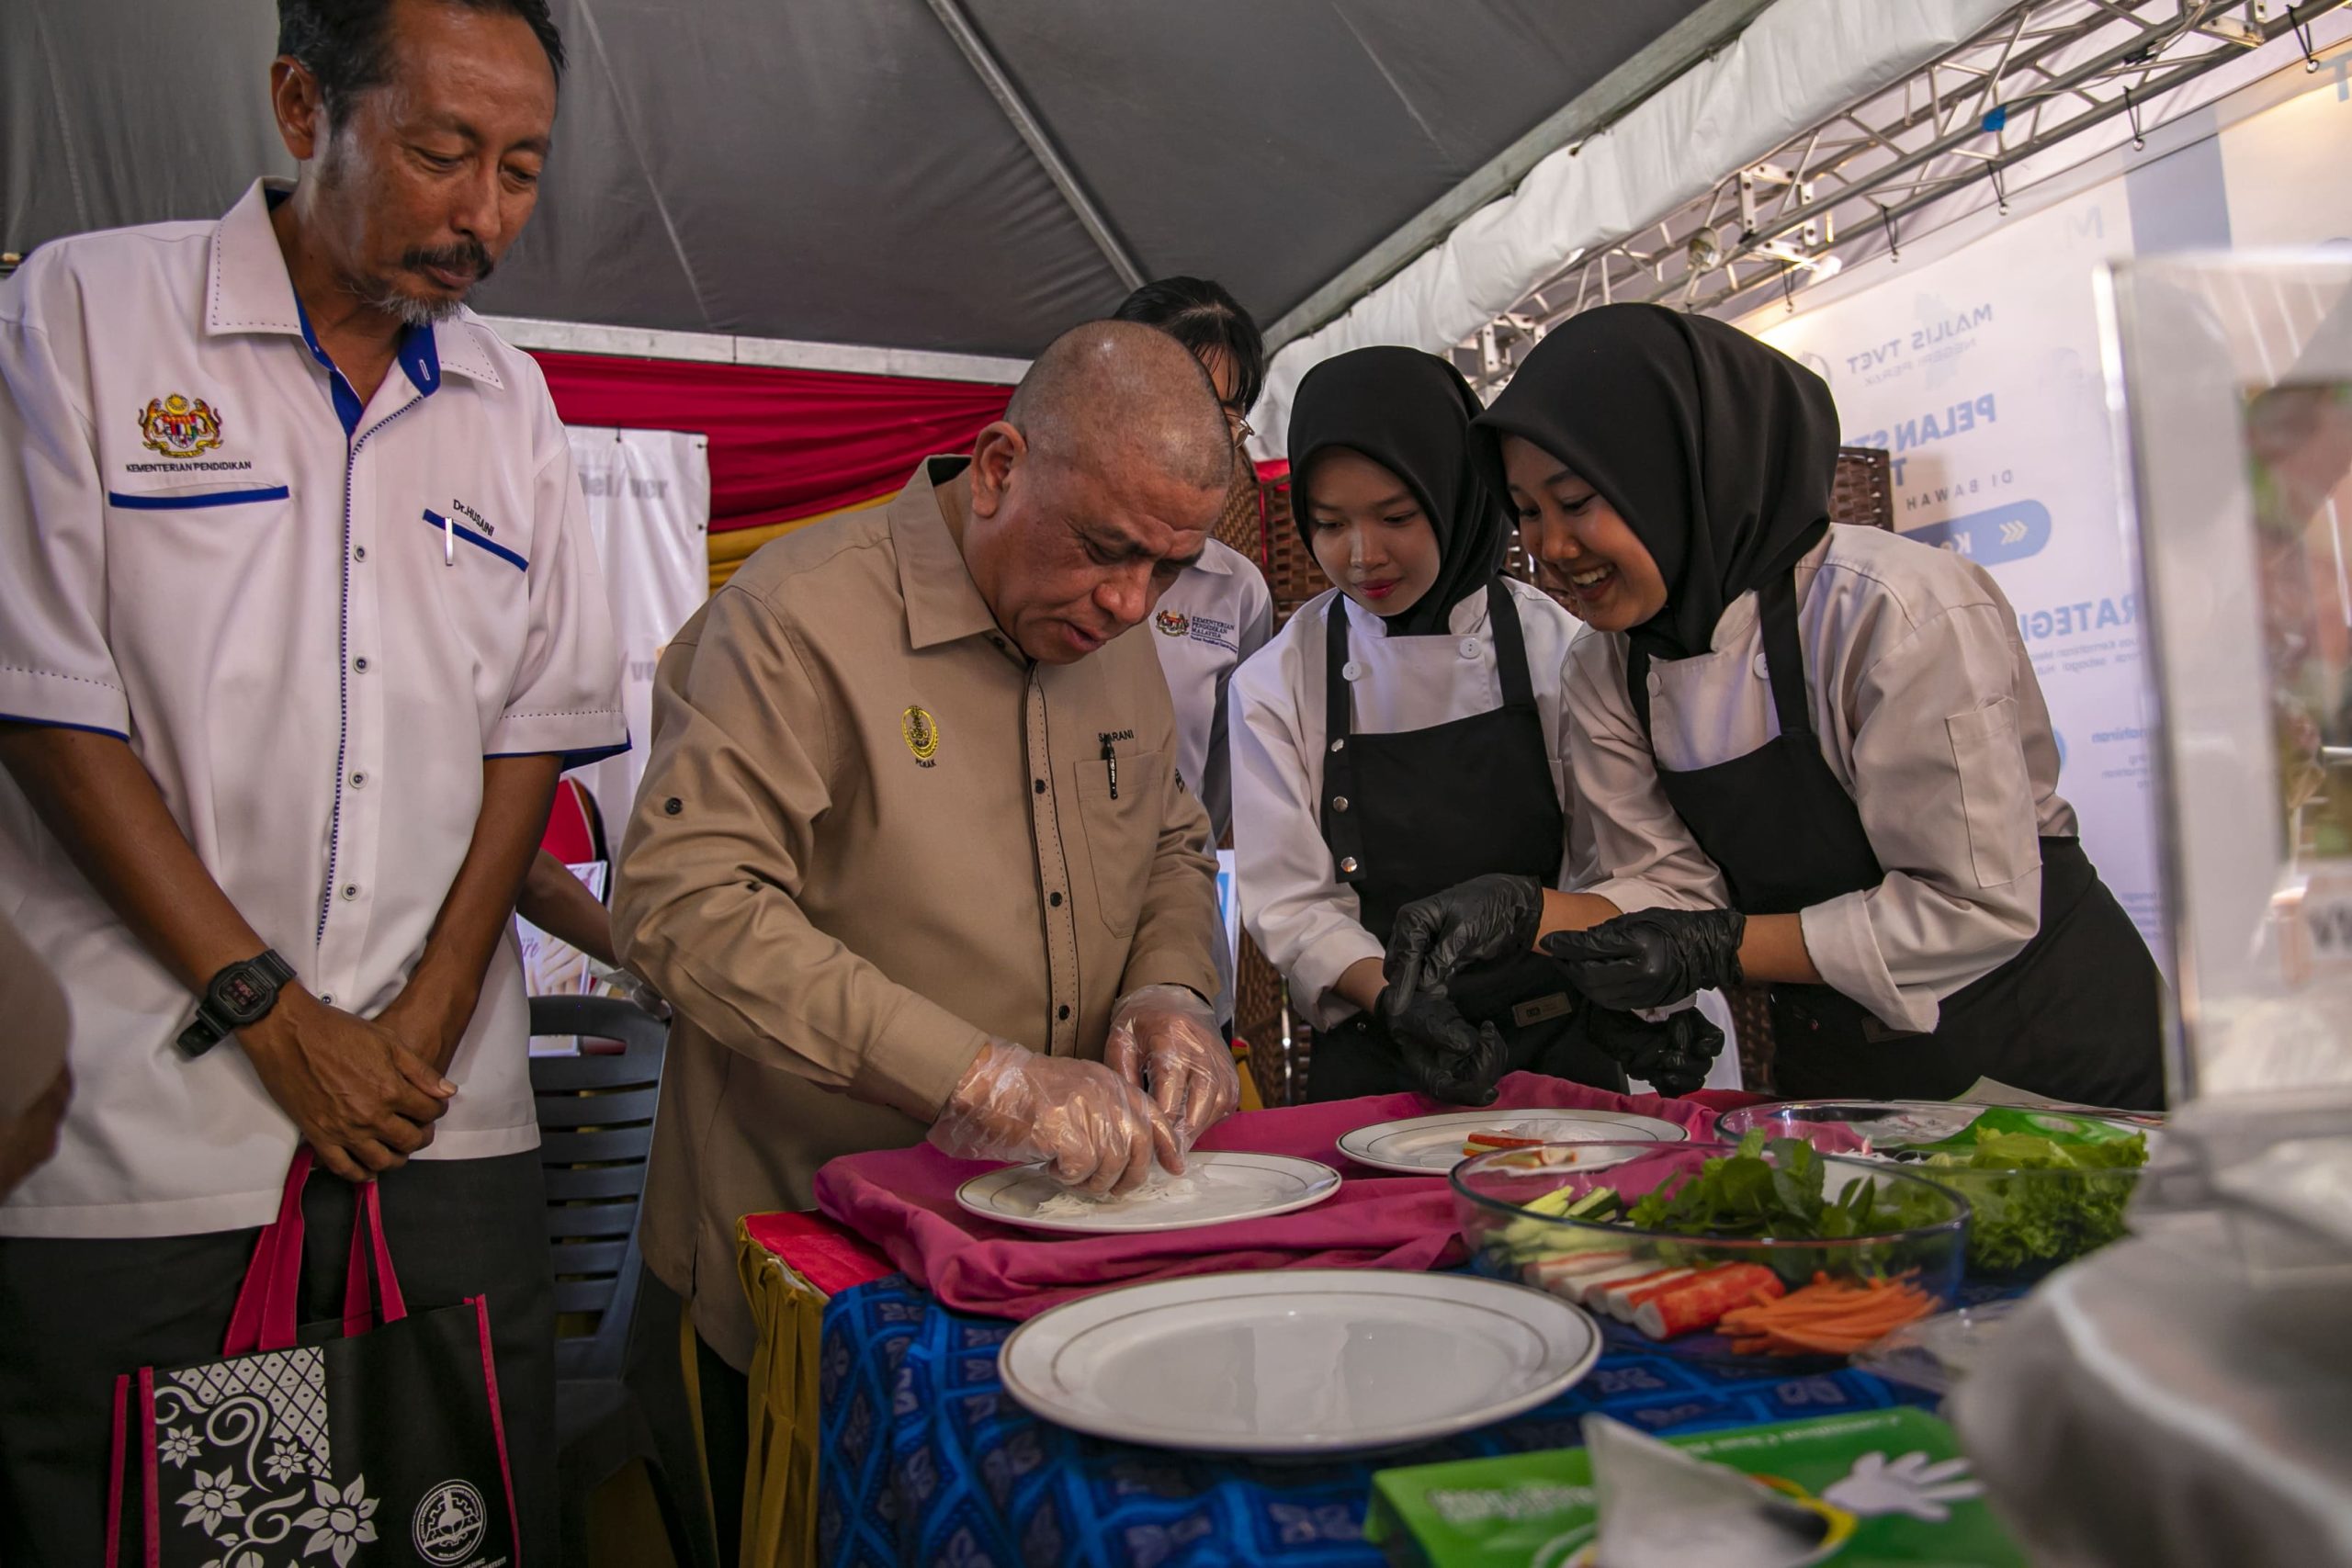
[1288,345,1510,637]
[1471,302,1840,661]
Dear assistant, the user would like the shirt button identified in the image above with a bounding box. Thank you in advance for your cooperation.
[1340,660,1364,682]
[353,656,369,673]
[318,994,334,1006]
[1753,652,1770,679]
[1340,855,1361,874]
[1329,738,1346,754]
[1049,891,1063,908]
[340,884,359,900]
[348,771,367,788]
[353,546,367,562]
[1057,1005,1072,1021]
[663,797,683,816]
[1459,637,1481,660]
[1646,671,1663,692]
[1331,795,1350,812]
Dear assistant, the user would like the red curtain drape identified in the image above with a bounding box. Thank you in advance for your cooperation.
[529,350,1013,535]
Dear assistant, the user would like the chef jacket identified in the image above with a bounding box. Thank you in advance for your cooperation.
[0,179,627,1237]
[1568,525,2075,1035]
[613,457,1221,1368]
[1229,579,1596,1029]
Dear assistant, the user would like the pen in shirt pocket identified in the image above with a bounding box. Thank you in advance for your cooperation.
[1101,739,1118,800]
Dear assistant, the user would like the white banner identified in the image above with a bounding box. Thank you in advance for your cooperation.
[1750,182,2163,950]
[565,426,710,834]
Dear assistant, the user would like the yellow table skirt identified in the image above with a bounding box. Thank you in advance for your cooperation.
[734,1220,830,1568]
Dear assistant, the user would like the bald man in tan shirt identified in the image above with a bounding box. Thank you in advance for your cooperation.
[615,323,1243,1379]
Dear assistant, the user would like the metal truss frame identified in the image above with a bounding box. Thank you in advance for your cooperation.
[1460,0,2348,393]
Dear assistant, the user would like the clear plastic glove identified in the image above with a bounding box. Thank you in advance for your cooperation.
[586,957,672,1022]
[1102,985,1240,1156]
[928,1039,1177,1195]
[1539,908,1746,1010]
[1384,874,1546,1011]
[1380,987,1510,1107]
[1584,1006,1726,1096]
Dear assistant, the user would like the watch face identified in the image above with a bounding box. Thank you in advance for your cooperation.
[219,966,270,1021]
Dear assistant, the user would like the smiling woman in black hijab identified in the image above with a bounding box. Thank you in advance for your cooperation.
[1386,304,2165,1109]
[1228,344,1726,1103]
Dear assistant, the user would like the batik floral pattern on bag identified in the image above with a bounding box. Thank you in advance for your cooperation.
[151,1346,380,1565]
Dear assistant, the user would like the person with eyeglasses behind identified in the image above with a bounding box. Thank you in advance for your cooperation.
[1111,278,1277,1037]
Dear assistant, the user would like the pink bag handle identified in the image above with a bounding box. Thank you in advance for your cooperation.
[341,1178,408,1335]
[224,1151,409,1356]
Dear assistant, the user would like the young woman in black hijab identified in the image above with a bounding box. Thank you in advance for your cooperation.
[1385,304,2164,1109]
[1228,344,1724,1102]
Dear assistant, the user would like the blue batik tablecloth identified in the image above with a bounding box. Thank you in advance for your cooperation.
[815,1272,1956,1567]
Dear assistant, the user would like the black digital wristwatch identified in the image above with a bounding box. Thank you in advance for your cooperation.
[176,949,298,1057]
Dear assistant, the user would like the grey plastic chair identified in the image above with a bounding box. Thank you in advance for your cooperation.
[529,995,718,1568]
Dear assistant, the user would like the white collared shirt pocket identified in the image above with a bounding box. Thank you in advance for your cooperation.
[1946,695,2041,888]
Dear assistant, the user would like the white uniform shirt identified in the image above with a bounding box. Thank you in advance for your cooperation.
[1148,540,1272,1023]
[1230,580,1595,1028]
[1568,525,2074,1036]
[0,179,627,1238]
[1147,538,1274,844]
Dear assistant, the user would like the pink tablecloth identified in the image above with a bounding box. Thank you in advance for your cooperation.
[810,1074,1731,1321]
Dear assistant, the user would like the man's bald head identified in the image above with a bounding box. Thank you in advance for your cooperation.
[955,321,1235,664]
[1004,321,1237,494]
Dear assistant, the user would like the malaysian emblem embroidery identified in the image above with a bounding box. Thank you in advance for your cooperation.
[900,705,940,766]
[1154,608,1190,637]
[138,393,224,458]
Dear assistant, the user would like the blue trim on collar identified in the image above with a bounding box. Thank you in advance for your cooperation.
[290,296,441,440]
[292,295,365,438]
[397,321,442,397]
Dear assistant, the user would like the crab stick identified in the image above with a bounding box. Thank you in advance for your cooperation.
[1633,1265,1787,1340]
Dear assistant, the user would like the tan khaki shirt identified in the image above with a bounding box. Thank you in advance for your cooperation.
[614,457,1219,1365]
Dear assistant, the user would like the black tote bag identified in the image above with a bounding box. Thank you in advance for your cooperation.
[107,1151,522,1567]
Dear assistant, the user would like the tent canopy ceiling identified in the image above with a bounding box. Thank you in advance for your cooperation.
[3,0,1713,358]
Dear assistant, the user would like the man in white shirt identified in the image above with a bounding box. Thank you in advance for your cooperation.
[0,1,623,1558]
[1114,278,1278,1025]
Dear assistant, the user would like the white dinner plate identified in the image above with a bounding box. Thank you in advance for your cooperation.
[1337,1108,1690,1176]
[954,1150,1341,1235]
[1000,1269,1603,1454]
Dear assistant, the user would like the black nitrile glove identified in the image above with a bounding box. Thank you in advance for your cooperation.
[1584,1007,1726,1097]
[1383,874,1546,1012]
[1538,908,1746,1011]
[1400,1028,1510,1106]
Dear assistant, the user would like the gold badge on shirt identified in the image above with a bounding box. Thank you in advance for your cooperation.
[1154,608,1190,637]
[138,393,223,459]
[900,705,940,767]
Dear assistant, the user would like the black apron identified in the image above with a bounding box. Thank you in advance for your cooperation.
[1308,584,1626,1100]
[1626,571,2165,1109]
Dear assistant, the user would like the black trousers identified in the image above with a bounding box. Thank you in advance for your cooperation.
[0,1151,557,1567]
[695,1333,749,1568]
